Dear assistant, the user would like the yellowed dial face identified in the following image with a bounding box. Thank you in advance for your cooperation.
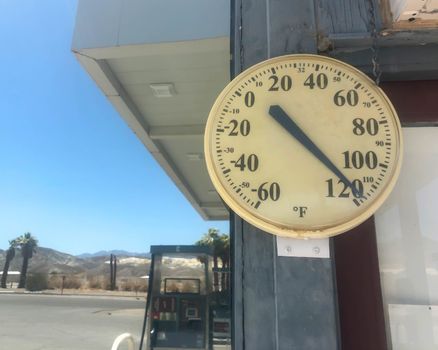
[205,55,402,238]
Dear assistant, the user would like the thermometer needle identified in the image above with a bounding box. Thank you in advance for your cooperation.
[268,104,362,198]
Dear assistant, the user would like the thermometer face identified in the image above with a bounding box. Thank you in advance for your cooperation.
[205,55,402,238]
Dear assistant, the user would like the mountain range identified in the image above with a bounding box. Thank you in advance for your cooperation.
[76,250,151,259]
[0,247,151,278]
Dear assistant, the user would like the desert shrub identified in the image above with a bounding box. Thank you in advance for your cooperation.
[47,275,83,289]
[104,277,113,291]
[62,276,83,289]
[26,273,48,291]
[120,280,134,291]
[139,283,148,293]
[87,276,104,289]
[119,279,147,293]
[48,274,62,289]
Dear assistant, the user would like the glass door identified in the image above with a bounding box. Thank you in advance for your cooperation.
[375,127,438,349]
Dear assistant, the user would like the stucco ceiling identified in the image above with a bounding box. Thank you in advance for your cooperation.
[73,37,230,220]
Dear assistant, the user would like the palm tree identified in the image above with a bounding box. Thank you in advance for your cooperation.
[217,234,230,291]
[1,239,18,288]
[16,233,38,289]
[196,228,230,291]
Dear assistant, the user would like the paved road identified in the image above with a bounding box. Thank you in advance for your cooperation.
[0,293,145,350]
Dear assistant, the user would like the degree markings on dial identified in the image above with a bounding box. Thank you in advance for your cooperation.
[214,61,397,213]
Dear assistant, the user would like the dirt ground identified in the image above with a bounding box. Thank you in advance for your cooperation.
[1,287,147,298]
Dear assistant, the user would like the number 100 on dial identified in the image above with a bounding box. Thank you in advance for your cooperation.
[204,54,402,239]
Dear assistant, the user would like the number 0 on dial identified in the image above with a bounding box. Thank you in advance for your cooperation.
[204,55,402,238]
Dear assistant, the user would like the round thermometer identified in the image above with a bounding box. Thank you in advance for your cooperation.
[205,54,402,238]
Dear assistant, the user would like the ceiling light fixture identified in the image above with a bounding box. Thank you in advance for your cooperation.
[149,83,176,97]
[186,153,203,161]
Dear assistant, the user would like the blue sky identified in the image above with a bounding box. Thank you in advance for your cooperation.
[0,1,228,255]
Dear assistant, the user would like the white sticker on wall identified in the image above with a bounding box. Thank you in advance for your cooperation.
[276,236,330,258]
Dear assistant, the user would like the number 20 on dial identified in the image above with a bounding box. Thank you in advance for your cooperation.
[204,55,402,238]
